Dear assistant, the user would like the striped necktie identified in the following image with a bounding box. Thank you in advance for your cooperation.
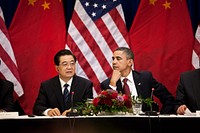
[63,84,69,109]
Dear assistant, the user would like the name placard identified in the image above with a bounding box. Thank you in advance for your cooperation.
[0,112,19,118]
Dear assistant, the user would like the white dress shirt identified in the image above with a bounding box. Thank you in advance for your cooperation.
[120,71,138,97]
[109,71,138,97]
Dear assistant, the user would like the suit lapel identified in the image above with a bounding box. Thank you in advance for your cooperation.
[70,75,86,99]
[117,71,142,95]
[192,69,200,109]
[52,76,65,111]
[116,81,123,94]
[132,71,142,96]
[69,75,82,104]
[70,76,79,94]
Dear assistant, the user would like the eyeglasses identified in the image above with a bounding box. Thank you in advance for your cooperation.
[59,61,75,67]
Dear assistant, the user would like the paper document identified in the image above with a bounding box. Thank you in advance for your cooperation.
[184,108,196,116]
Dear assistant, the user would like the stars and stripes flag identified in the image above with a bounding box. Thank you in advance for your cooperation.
[66,0,130,94]
[193,24,200,69]
[0,6,24,98]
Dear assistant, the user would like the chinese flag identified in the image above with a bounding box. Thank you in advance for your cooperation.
[129,0,194,105]
[8,0,66,114]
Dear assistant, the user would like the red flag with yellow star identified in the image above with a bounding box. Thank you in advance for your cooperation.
[8,0,66,114]
[129,0,194,107]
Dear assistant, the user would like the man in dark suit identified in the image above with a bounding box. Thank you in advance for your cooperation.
[33,49,93,116]
[0,79,14,112]
[175,68,200,115]
[101,47,175,114]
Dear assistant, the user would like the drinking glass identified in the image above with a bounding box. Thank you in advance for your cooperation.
[133,102,142,115]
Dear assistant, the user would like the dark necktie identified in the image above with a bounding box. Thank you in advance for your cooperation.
[63,84,69,109]
[123,78,131,95]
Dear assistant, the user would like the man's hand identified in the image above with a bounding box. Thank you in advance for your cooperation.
[110,70,121,87]
[62,109,71,116]
[176,105,187,115]
[47,108,61,116]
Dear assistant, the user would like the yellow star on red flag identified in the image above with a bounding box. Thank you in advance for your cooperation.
[162,1,171,9]
[41,1,50,10]
[28,0,37,6]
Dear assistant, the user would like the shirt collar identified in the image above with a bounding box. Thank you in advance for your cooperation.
[59,77,73,88]
[120,71,133,83]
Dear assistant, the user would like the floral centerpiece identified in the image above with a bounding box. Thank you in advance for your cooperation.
[77,89,132,115]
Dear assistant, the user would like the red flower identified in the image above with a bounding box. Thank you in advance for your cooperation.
[91,89,132,113]
[123,94,129,101]
[101,90,108,96]
[124,100,132,108]
[93,97,100,107]
[111,91,118,99]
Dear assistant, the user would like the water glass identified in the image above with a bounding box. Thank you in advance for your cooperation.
[133,102,142,115]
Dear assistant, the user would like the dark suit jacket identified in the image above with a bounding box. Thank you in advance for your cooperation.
[101,70,175,114]
[0,79,14,112]
[33,75,93,115]
[175,68,200,113]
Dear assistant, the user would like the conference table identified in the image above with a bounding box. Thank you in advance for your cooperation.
[0,113,199,133]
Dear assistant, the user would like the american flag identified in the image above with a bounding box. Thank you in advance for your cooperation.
[193,24,200,69]
[66,0,129,94]
[0,7,23,98]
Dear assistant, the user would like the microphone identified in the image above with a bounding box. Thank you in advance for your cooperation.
[150,88,154,111]
[67,92,77,133]
[67,91,78,116]
[145,88,158,116]
[71,91,74,112]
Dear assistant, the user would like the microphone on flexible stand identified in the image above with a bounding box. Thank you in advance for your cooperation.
[150,88,154,112]
[145,88,158,116]
[71,91,75,112]
[66,92,77,133]
[67,91,79,116]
